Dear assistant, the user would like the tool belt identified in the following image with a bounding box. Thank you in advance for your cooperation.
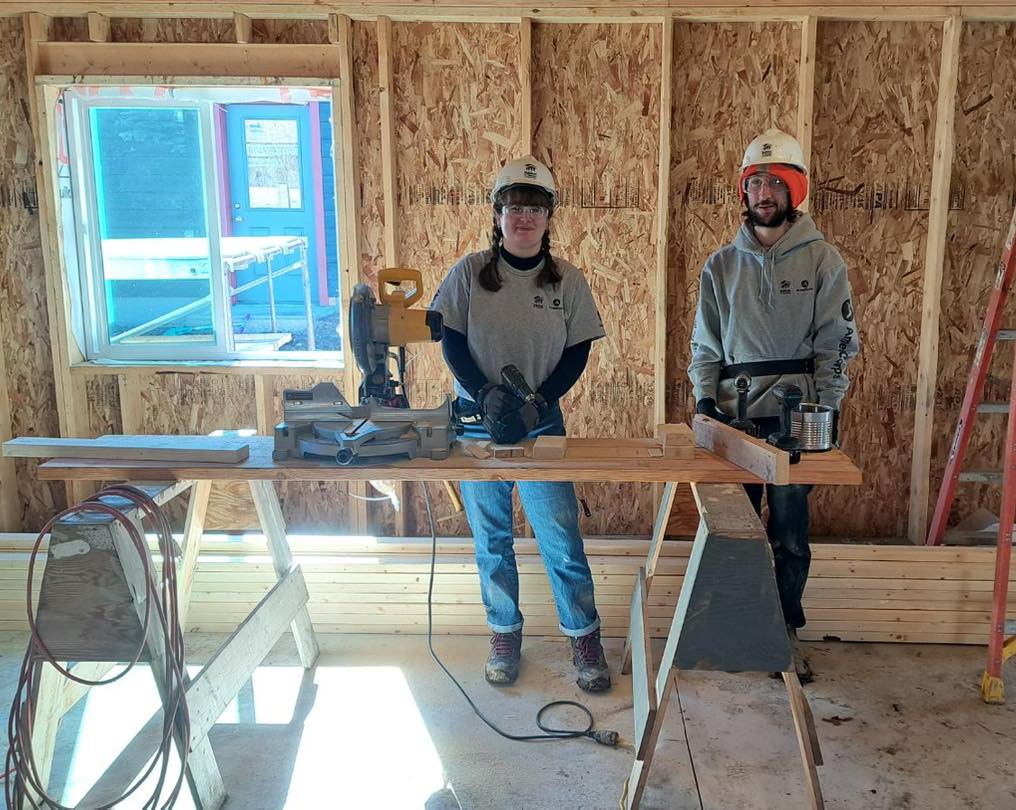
[719,357,815,380]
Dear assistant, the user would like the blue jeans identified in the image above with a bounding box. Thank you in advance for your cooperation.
[457,401,600,637]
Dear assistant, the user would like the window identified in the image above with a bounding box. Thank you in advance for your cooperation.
[59,86,343,362]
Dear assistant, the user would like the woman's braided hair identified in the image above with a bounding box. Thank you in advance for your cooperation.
[480,186,561,292]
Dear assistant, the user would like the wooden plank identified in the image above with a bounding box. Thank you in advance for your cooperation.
[248,480,319,667]
[629,566,657,760]
[87,11,110,41]
[117,373,144,435]
[34,41,342,79]
[795,15,817,213]
[36,435,860,484]
[656,422,693,459]
[519,16,533,153]
[907,14,962,545]
[187,566,309,742]
[3,435,250,463]
[653,16,674,428]
[254,375,275,435]
[233,10,252,42]
[107,520,226,809]
[0,327,17,530]
[178,479,211,628]
[783,670,825,809]
[624,669,677,810]
[22,18,91,508]
[692,414,790,484]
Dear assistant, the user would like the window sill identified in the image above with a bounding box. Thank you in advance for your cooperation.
[71,359,346,377]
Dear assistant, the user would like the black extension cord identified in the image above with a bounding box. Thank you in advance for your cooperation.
[420,484,619,747]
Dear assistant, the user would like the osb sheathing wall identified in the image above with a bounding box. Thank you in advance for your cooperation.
[1,14,1016,540]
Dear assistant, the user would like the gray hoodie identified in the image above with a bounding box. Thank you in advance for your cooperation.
[688,213,859,419]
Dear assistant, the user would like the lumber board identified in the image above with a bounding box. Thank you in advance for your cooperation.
[4,435,249,463]
[36,435,861,484]
[692,414,790,484]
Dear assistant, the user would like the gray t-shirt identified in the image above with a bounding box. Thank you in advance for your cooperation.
[431,250,606,401]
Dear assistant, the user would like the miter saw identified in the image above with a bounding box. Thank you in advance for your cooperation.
[273,268,460,464]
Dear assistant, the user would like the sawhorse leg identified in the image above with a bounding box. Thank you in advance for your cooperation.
[249,480,320,667]
[622,481,678,674]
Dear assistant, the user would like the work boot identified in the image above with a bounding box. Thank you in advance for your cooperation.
[570,629,611,692]
[485,631,522,685]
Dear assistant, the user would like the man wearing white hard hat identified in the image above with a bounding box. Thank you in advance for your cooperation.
[687,128,860,681]
[430,155,610,692]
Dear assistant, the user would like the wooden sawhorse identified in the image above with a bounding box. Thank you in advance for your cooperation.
[622,482,824,809]
[24,478,318,808]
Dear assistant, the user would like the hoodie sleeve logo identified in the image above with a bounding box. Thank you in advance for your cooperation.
[842,300,854,321]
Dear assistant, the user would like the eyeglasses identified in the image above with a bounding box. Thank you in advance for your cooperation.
[744,174,787,193]
[501,205,549,217]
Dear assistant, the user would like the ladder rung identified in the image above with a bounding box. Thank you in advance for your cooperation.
[998,329,1016,340]
[977,402,1011,414]
[959,470,1003,483]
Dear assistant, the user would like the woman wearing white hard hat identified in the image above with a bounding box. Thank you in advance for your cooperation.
[430,155,610,692]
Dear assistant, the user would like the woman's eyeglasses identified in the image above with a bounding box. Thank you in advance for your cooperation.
[502,205,549,217]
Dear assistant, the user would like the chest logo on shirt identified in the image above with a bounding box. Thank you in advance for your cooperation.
[780,279,814,295]
[534,295,564,311]
[533,295,544,308]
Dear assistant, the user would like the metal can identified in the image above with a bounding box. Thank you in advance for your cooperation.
[791,403,835,451]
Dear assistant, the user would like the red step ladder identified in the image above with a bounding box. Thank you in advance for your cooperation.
[926,203,1016,704]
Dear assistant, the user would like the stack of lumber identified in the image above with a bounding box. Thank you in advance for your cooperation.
[1,535,1010,644]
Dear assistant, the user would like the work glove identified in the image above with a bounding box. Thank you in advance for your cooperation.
[696,397,731,425]
[477,384,540,444]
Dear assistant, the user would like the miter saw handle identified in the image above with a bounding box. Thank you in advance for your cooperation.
[378,267,424,307]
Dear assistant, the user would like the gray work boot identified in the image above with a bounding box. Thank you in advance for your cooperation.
[485,631,522,685]
[570,629,611,692]
[771,625,814,684]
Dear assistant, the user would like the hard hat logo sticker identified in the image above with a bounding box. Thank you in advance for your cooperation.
[523,164,537,177]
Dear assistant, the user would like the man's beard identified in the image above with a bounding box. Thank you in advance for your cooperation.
[746,199,790,228]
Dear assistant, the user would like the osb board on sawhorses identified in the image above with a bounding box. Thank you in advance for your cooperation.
[931,23,1016,529]
[0,18,66,528]
[809,21,938,537]
[391,20,521,537]
[533,22,662,536]
[664,21,801,429]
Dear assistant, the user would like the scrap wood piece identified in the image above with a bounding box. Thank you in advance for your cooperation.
[2,435,250,464]
[531,435,567,460]
[489,443,526,459]
[461,441,492,460]
[692,414,789,484]
[655,423,694,460]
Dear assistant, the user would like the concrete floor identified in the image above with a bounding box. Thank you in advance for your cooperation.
[0,632,1014,809]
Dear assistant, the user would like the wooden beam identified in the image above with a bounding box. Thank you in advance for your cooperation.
[178,479,211,628]
[86,11,110,41]
[653,16,674,428]
[377,14,406,536]
[519,16,533,154]
[629,566,657,760]
[692,414,790,484]
[0,336,18,531]
[254,375,275,434]
[34,42,342,78]
[796,15,817,213]
[908,15,962,545]
[22,19,91,506]
[233,10,253,42]
[117,372,144,435]
[3,435,250,463]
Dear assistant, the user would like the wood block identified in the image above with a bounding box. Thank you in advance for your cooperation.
[656,423,694,460]
[489,444,525,459]
[531,435,567,460]
[462,441,492,460]
[692,414,789,484]
[3,435,250,464]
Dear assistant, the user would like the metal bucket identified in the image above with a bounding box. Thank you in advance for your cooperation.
[791,403,835,451]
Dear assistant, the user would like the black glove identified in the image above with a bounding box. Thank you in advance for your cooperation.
[696,397,731,425]
[478,384,540,444]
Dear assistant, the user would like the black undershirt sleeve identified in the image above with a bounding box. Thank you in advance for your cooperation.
[537,340,591,403]
[440,326,488,400]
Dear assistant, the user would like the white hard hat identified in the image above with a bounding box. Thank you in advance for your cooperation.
[740,128,807,174]
[491,155,557,206]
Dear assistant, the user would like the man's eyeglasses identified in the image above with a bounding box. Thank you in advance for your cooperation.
[502,205,549,217]
[743,174,787,193]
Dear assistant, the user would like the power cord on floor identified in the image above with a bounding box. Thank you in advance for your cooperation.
[421,484,619,746]
[5,485,190,809]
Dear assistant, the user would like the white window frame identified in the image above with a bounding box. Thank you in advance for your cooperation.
[60,85,343,365]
